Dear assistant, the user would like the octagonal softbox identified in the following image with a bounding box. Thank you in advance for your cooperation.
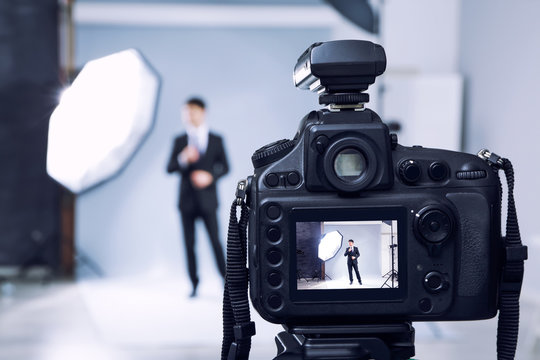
[318,230,343,262]
[47,49,160,193]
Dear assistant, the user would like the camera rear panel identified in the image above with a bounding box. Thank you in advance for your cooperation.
[248,39,503,328]
[248,140,502,326]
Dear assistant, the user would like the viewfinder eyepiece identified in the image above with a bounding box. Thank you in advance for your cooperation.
[334,148,366,180]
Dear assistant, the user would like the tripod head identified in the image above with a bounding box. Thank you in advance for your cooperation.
[275,323,415,360]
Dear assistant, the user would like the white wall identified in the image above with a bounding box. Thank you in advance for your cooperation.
[459,2,540,358]
[381,0,463,150]
[383,0,461,73]
[459,0,540,295]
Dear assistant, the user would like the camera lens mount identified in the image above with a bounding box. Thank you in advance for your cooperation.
[323,136,377,192]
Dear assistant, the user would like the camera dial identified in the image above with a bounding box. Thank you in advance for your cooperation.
[252,139,296,169]
[417,209,453,243]
[414,205,455,257]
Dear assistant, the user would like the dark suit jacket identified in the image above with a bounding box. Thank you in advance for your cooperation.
[167,132,229,213]
[344,246,360,265]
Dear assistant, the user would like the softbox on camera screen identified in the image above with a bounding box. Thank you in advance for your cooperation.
[47,49,160,194]
[318,230,343,262]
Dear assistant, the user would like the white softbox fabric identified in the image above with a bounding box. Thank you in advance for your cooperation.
[47,49,160,193]
[318,230,343,262]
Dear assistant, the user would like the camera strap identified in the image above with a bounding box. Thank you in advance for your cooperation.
[478,150,528,360]
[221,180,255,360]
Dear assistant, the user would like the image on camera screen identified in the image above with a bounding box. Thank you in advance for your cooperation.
[295,220,399,290]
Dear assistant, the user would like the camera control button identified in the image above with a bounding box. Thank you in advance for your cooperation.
[267,226,281,243]
[268,272,283,287]
[417,209,453,243]
[399,160,421,184]
[266,173,279,187]
[287,172,300,186]
[419,298,433,313]
[315,135,329,154]
[267,249,282,265]
[424,271,448,293]
[429,221,440,232]
[390,133,398,150]
[429,162,448,181]
[266,204,281,220]
[267,294,283,310]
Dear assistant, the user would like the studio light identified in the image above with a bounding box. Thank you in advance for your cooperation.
[318,230,343,261]
[47,49,160,193]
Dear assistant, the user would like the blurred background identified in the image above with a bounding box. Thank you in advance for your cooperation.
[0,0,538,359]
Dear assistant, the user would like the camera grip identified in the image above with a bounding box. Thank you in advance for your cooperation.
[446,193,491,297]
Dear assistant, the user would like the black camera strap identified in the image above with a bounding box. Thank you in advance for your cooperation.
[478,150,528,360]
[221,180,255,360]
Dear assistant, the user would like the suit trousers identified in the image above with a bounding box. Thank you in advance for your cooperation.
[180,209,226,288]
[347,262,362,283]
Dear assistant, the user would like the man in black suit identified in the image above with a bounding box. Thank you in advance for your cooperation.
[344,239,362,285]
[167,97,229,297]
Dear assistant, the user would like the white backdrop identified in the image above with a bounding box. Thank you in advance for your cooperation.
[322,223,382,284]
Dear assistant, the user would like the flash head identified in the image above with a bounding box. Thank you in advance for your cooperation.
[293,40,386,95]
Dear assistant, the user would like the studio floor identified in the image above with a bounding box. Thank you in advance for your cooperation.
[297,275,398,290]
[0,277,537,360]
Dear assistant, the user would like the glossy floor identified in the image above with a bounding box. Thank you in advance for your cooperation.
[0,278,537,360]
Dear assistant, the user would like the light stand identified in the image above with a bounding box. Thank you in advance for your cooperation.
[381,222,398,288]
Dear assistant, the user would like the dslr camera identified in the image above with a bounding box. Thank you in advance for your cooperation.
[247,40,503,326]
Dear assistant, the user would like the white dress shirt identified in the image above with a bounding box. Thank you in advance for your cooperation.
[186,122,209,155]
[178,123,209,167]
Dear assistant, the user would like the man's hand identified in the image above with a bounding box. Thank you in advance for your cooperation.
[352,256,356,260]
[179,145,200,165]
[190,170,213,189]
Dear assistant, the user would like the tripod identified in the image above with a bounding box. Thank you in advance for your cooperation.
[273,323,415,360]
[382,223,398,289]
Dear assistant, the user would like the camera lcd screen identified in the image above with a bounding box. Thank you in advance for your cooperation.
[290,208,406,301]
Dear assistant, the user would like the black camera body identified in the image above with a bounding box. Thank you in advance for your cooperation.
[247,40,503,327]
